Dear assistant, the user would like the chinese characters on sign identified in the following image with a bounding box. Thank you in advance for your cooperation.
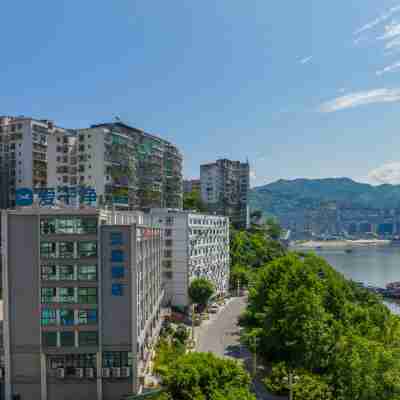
[15,186,97,207]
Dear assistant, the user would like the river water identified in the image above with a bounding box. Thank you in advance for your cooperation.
[312,246,400,314]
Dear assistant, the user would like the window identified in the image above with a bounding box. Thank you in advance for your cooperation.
[110,232,123,245]
[59,265,74,280]
[80,217,97,234]
[78,310,97,325]
[111,266,124,279]
[41,265,57,280]
[78,241,97,258]
[41,288,57,304]
[165,229,172,237]
[79,331,98,346]
[78,265,97,281]
[42,332,57,347]
[166,216,174,226]
[41,218,56,234]
[112,283,123,296]
[57,218,76,233]
[103,352,131,367]
[111,250,124,262]
[59,288,75,303]
[59,242,74,258]
[78,288,97,304]
[165,239,173,247]
[163,260,172,269]
[164,250,172,258]
[163,271,173,279]
[60,331,75,347]
[41,309,57,325]
[48,354,96,371]
[41,242,57,258]
[60,309,75,326]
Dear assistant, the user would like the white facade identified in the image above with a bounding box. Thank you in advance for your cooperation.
[149,209,229,308]
[0,116,67,208]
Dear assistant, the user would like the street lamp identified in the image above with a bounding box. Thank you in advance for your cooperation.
[283,373,300,400]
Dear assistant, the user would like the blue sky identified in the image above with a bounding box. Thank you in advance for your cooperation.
[2,1,400,187]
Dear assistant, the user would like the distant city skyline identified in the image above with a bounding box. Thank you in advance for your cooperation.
[3,1,400,187]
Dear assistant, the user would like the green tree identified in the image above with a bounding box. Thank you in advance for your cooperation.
[230,264,252,289]
[188,278,215,307]
[161,352,255,400]
[183,190,207,212]
[241,251,400,400]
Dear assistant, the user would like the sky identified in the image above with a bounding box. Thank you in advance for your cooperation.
[2,1,400,187]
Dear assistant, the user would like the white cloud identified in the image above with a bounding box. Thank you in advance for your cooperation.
[355,5,400,35]
[319,88,400,112]
[250,170,257,181]
[378,21,400,39]
[368,162,400,184]
[299,56,312,65]
[376,60,400,75]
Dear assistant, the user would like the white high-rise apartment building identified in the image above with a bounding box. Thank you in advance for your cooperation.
[0,116,67,208]
[200,159,250,229]
[149,209,230,307]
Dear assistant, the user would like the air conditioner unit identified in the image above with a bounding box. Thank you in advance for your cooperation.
[76,368,84,378]
[102,368,111,378]
[85,368,94,379]
[57,368,65,379]
[112,367,121,378]
[121,367,130,378]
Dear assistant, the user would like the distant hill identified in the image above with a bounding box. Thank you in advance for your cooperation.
[249,178,400,217]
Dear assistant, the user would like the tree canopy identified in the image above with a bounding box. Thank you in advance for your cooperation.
[183,190,207,213]
[241,252,400,400]
[188,278,215,306]
[160,352,256,400]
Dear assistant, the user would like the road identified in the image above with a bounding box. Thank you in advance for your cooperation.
[197,297,286,400]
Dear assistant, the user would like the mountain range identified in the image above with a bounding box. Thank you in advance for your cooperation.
[249,178,400,217]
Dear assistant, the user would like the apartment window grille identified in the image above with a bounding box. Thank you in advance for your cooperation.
[40,242,57,258]
[103,352,131,367]
[59,242,74,258]
[79,331,98,346]
[60,309,75,326]
[41,288,57,304]
[60,331,75,347]
[78,241,97,258]
[59,265,74,280]
[41,309,57,326]
[164,250,172,258]
[57,218,76,234]
[165,229,172,237]
[41,264,57,280]
[78,310,97,325]
[78,288,97,304]
[48,354,96,370]
[59,288,75,303]
[78,265,97,281]
[80,217,97,234]
[163,271,173,279]
[42,332,57,347]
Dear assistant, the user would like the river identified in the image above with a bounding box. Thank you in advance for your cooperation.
[312,245,400,314]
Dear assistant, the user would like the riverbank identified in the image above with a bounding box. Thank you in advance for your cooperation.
[292,239,390,249]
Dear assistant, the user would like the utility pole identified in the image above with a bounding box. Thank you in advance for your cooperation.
[288,371,293,400]
[252,336,258,377]
[191,303,196,342]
